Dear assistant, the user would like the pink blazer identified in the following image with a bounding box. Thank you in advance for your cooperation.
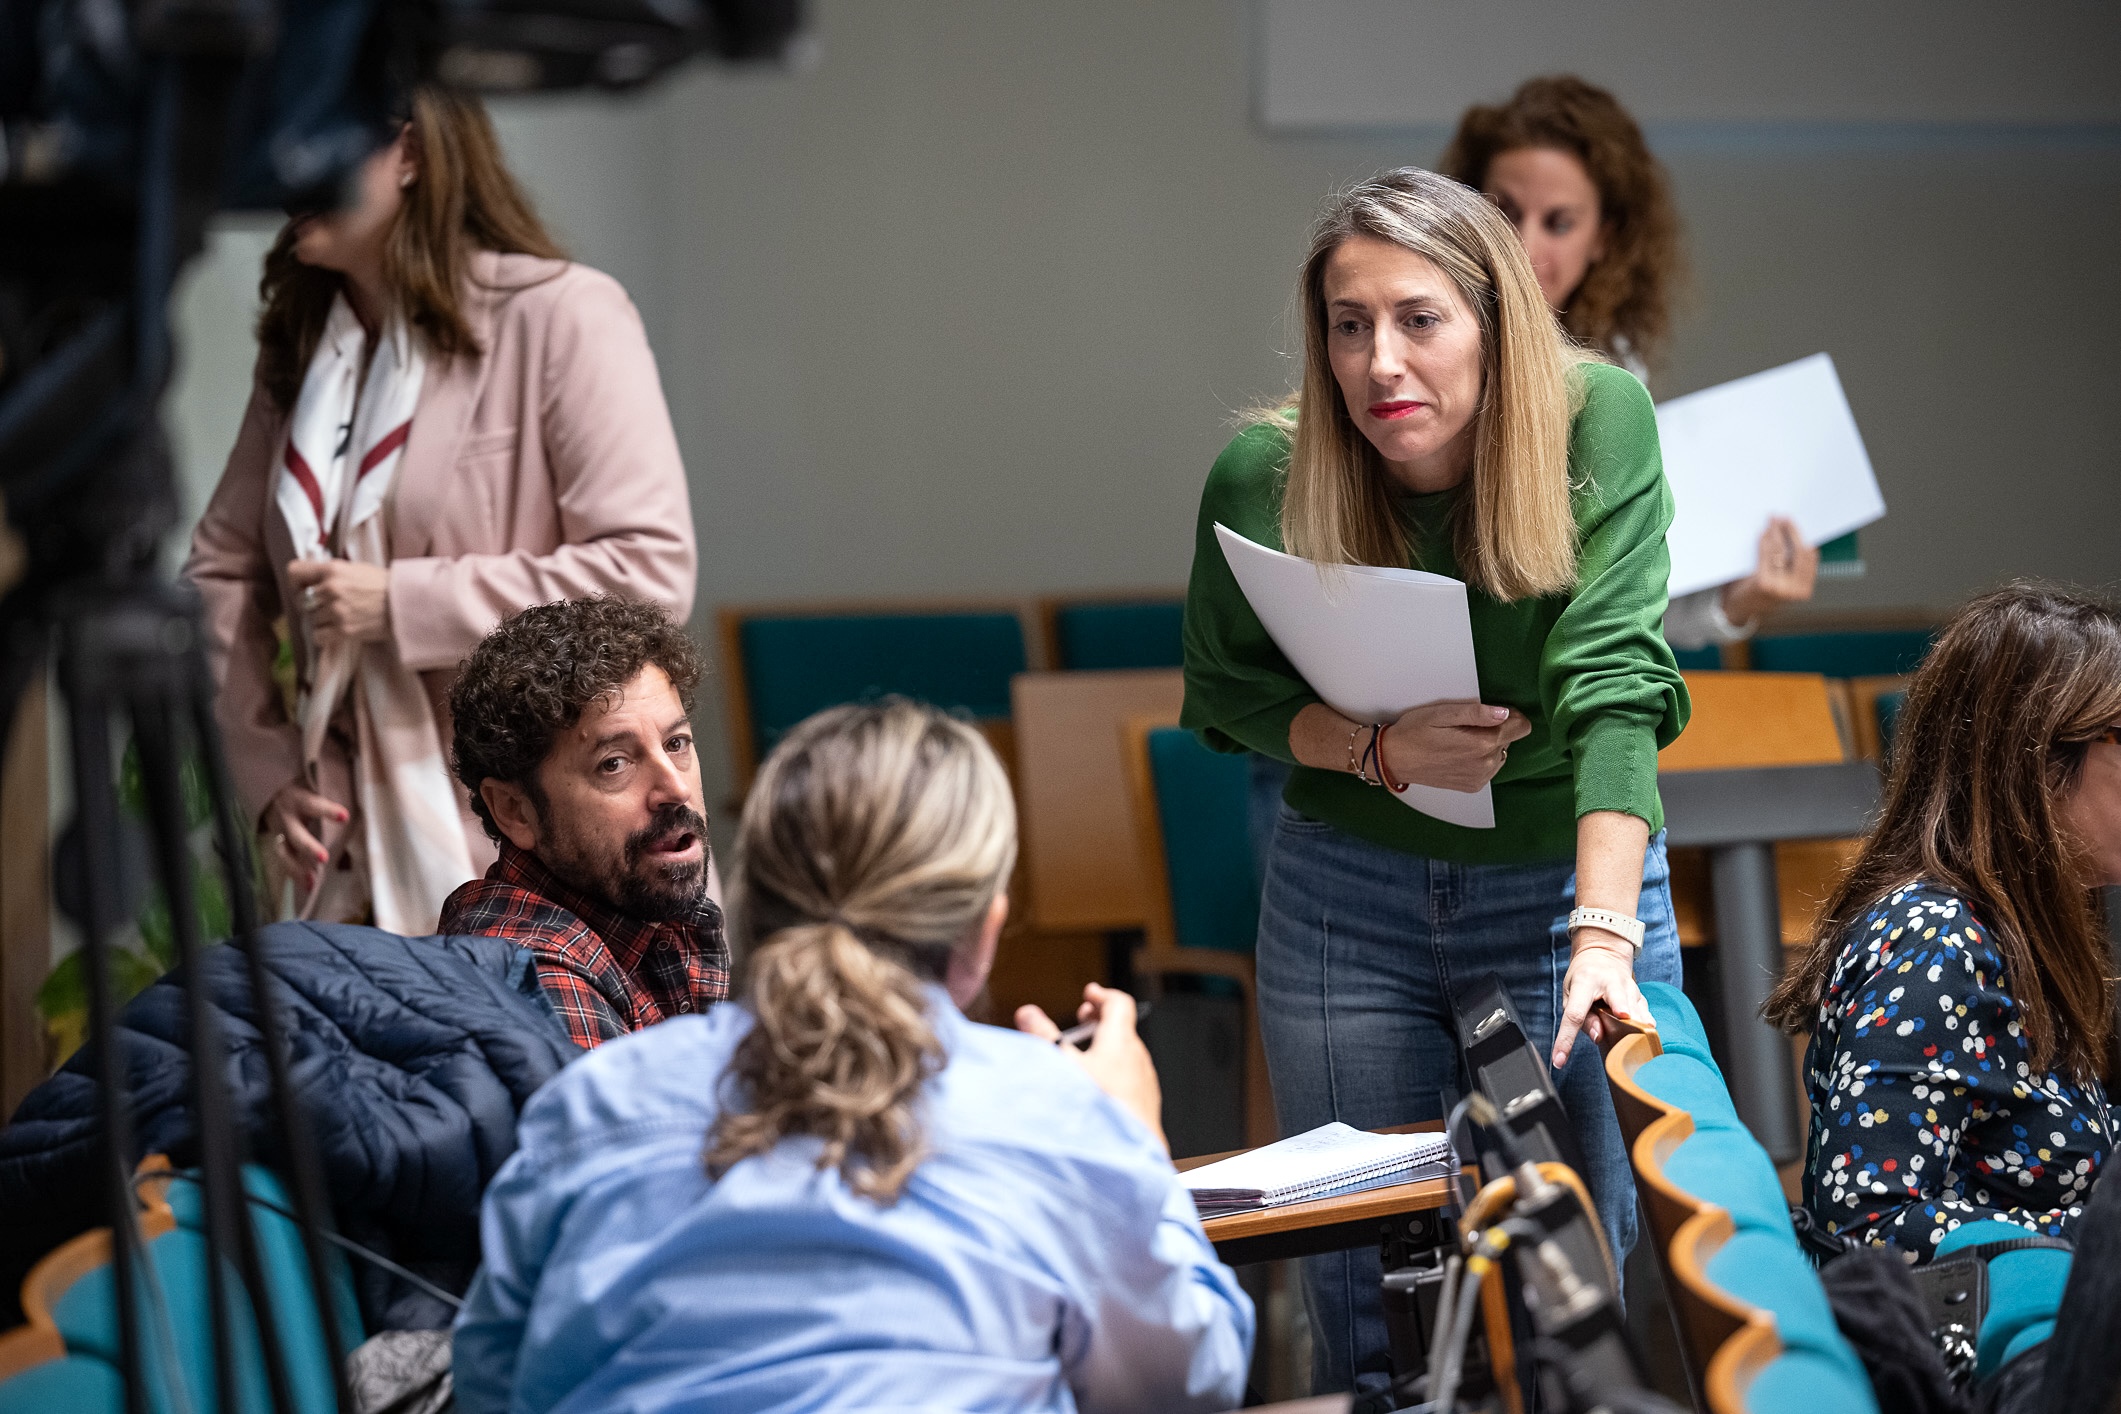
[186,252,697,854]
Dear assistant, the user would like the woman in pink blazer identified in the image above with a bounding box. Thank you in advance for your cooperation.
[186,87,695,934]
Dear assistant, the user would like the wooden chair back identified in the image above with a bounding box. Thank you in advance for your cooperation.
[1602,1029,1667,1160]
[1669,1205,1777,1395]
[1633,1108,1705,1259]
[1706,1318,1784,1414]
[1010,670,1184,933]
[1120,714,1274,1147]
[14,1156,179,1390]
[1660,671,1847,773]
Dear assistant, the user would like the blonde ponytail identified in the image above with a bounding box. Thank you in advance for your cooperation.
[709,699,1017,1203]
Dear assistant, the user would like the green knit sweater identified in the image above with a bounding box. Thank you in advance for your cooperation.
[1180,360,1689,865]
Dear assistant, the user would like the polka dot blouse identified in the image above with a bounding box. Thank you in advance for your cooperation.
[1799,883,2117,1260]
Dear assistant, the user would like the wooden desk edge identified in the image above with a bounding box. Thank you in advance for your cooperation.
[1178,1121,1457,1243]
[1195,1171,1458,1242]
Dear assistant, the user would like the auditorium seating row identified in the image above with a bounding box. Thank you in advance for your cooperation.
[1598,983,1876,1414]
[717,593,1935,1155]
[0,1159,358,1412]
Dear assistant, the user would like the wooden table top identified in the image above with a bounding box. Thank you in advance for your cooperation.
[1176,1122,1459,1246]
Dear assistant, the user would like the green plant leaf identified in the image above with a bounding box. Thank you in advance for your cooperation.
[36,944,165,1023]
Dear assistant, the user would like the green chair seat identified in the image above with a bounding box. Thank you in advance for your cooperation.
[1671,644,1723,671]
[1054,601,1184,671]
[54,1226,273,1414]
[1145,727,1259,954]
[1937,1219,2070,1378]
[0,1354,126,1413]
[1640,981,1724,1078]
[1666,1128,1796,1240]
[1708,1231,1870,1386]
[738,613,1027,761]
[163,1166,364,1373]
[1875,689,1906,758]
[1635,1053,1743,1132]
[1749,629,1933,679]
[1745,1346,1880,1414]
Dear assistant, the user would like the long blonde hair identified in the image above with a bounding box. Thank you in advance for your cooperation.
[1276,167,1587,602]
[708,699,1018,1203]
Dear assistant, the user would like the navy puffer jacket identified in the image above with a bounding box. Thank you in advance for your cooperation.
[0,922,578,1330]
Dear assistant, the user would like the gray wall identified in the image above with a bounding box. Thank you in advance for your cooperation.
[165,0,2121,824]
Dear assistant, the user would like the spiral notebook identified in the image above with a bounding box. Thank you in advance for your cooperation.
[1182,1123,1453,1214]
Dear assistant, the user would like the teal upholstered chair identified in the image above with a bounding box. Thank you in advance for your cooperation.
[1044,597,1185,671]
[718,605,1032,788]
[1671,643,1724,671]
[0,1354,126,1413]
[1875,688,1906,758]
[1937,1219,2071,1382]
[1612,982,1880,1413]
[161,1166,363,1401]
[1123,719,1271,1146]
[1749,628,1934,679]
[49,1224,275,1414]
[30,1164,358,1414]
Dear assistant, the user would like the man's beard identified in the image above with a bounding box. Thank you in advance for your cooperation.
[538,802,711,923]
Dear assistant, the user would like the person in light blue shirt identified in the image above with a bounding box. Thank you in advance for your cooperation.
[453,698,1254,1414]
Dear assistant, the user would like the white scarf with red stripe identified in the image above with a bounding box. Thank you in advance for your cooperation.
[277,295,472,933]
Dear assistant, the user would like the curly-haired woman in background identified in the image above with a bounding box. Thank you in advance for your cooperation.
[453,698,1253,1414]
[1442,75,1818,654]
[187,86,696,934]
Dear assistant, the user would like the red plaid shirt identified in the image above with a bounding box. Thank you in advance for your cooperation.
[439,842,730,1050]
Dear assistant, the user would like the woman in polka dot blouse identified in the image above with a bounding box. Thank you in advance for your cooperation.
[1766,583,2121,1260]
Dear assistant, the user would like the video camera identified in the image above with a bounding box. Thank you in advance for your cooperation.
[0,3,801,1410]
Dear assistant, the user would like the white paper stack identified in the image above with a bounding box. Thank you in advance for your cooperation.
[1656,353,1887,599]
[1214,523,1492,829]
[1182,1122,1452,1213]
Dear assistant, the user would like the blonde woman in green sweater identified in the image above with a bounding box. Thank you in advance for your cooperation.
[1182,167,1688,1393]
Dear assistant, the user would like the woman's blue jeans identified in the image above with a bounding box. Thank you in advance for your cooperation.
[1255,804,1682,1395]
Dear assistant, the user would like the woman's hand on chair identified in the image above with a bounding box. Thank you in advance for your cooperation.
[1552,936,1646,1069]
[1380,702,1532,793]
[287,559,392,647]
[1016,984,1168,1153]
[264,779,347,892]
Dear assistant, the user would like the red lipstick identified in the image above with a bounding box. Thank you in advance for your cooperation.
[1368,400,1423,420]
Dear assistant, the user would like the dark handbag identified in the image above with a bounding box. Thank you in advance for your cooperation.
[1796,1202,2071,1391]
[1911,1237,2073,1386]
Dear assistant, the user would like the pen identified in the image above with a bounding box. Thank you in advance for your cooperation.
[1054,1003,1152,1048]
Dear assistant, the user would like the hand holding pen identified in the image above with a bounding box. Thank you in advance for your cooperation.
[1015,983,1166,1154]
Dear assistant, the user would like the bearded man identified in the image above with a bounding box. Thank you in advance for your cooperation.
[444,596,728,1048]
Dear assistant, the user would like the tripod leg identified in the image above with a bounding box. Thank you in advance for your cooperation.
[189,653,354,1412]
[133,694,304,1414]
[59,653,150,1414]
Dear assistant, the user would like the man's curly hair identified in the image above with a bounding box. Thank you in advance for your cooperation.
[450,596,704,841]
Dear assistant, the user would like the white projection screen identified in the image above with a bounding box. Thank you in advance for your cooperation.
[1254,1,2121,132]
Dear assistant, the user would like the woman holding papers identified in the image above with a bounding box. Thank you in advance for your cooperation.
[454,699,1253,1414]
[1181,166,1686,1393]
[1442,74,1819,652]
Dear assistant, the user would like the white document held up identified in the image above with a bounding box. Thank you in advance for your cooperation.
[1215,523,1492,829]
[1183,1122,1451,1211]
[1655,352,1886,600]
